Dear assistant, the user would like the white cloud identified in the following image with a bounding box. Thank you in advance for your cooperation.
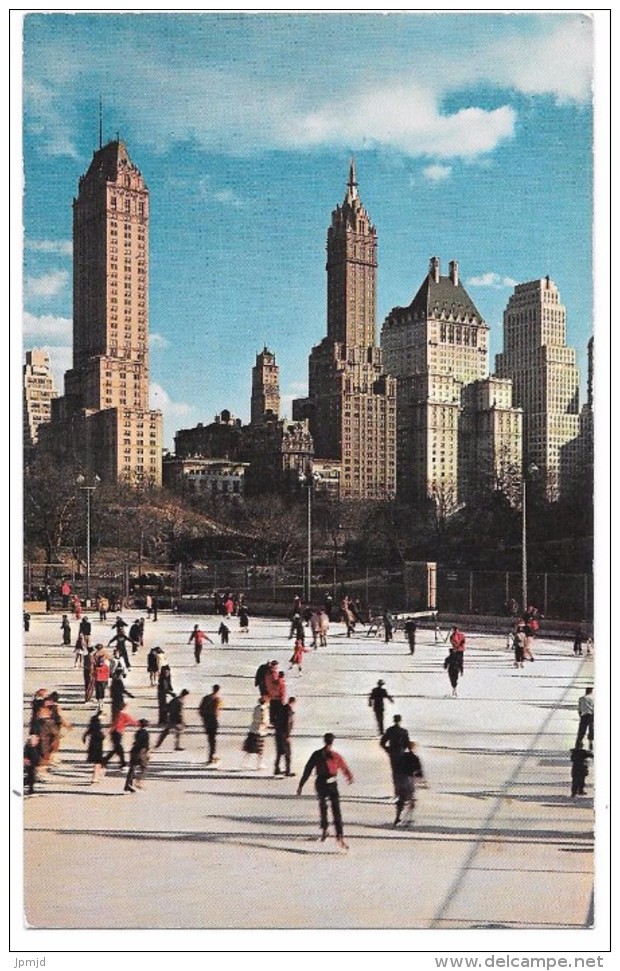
[23,14,591,163]
[149,333,170,350]
[25,269,69,299]
[26,239,73,255]
[197,177,245,208]
[149,382,192,417]
[23,311,72,340]
[423,164,452,182]
[466,272,518,289]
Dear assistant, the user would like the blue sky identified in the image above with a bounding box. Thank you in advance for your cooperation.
[20,11,596,450]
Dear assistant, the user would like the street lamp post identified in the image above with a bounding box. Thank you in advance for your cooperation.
[299,469,320,604]
[76,474,100,606]
[521,463,539,611]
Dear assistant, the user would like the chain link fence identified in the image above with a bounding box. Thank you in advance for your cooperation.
[25,559,592,621]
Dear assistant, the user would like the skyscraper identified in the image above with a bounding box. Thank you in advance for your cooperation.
[251,347,280,424]
[293,161,396,500]
[23,349,57,451]
[496,277,580,499]
[39,139,163,484]
[381,257,517,506]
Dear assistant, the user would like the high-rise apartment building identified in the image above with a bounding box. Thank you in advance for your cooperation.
[39,139,163,484]
[293,161,396,500]
[496,277,580,499]
[23,349,57,451]
[460,377,523,505]
[381,258,520,506]
[251,347,280,424]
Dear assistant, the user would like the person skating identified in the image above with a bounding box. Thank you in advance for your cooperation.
[573,625,588,656]
[83,645,96,702]
[570,742,593,797]
[444,648,462,697]
[79,615,92,651]
[82,711,105,784]
[273,696,296,777]
[102,704,139,769]
[108,629,132,670]
[94,650,111,712]
[157,665,174,725]
[188,624,213,664]
[238,605,250,632]
[23,734,41,796]
[576,687,594,750]
[368,680,394,735]
[155,689,189,751]
[242,695,270,770]
[218,622,230,645]
[404,618,417,655]
[380,714,410,792]
[392,741,425,826]
[23,611,31,632]
[110,668,135,719]
[199,685,223,765]
[289,638,306,674]
[382,609,394,643]
[146,646,159,686]
[449,626,466,673]
[124,719,150,793]
[512,624,526,668]
[60,615,71,646]
[297,732,354,850]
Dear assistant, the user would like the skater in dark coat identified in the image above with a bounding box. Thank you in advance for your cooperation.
[368,680,394,735]
[392,741,425,826]
[570,742,593,797]
[124,720,150,792]
[157,665,174,725]
[444,648,461,697]
[83,712,105,784]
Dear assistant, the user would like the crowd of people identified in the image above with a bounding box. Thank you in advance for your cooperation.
[23,594,595,845]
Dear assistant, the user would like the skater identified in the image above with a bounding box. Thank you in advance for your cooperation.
[151,596,159,621]
[109,646,128,680]
[297,733,354,850]
[289,613,305,645]
[128,619,142,654]
[73,633,86,668]
[573,625,588,656]
[110,668,135,719]
[124,720,150,793]
[380,714,411,790]
[368,680,394,735]
[157,665,174,725]
[404,618,417,655]
[61,615,72,646]
[147,646,160,685]
[449,626,466,673]
[382,609,394,643]
[265,665,287,727]
[392,741,425,827]
[154,689,189,751]
[576,687,594,750]
[324,594,333,623]
[242,694,270,770]
[273,696,296,777]
[82,711,105,784]
[23,734,42,796]
[570,741,593,797]
[218,622,230,645]
[83,645,96,702]
[98,595,109,621]
[289,638,306,674]
[199,685,223,765]
[145,594,153,619]
[23,611,31,633]
[108,629,132,670]
[79,615,92,650]
[94,651,111,712]
[188,624,212,664]
[239,605,249,633]
[512,624,526,668]
[444,648,462,697]
[103,704,139,769]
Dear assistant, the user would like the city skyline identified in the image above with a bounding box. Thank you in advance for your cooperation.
[21,11,596,450]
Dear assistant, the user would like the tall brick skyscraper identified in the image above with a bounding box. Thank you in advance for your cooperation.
[40,139,163,484]
[496,276,580,499]
[294,161,396,500]
[251,347,280,424]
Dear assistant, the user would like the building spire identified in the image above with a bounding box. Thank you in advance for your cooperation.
[346,156,359,202]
